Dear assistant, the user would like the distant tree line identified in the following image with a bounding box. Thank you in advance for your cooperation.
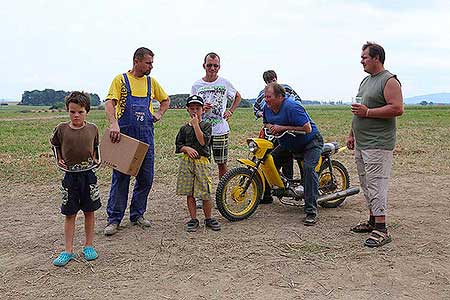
[168,93,253,108]
[20,89,100,106]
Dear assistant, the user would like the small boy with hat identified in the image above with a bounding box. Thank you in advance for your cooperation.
[175,95,221,232]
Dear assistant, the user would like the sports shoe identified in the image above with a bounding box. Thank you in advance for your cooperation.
[204,218,221,231]
[185,218,200,232]
[304,214,317,226]
[132,216,152,228]
[104,223,119,236]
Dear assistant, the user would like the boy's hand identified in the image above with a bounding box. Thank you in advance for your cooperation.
[185,147,199,159]
[190,113,199,127]
[57,159,67,169]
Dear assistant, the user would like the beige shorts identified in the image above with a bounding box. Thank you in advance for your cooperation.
[176,154,212,200]
[355,149,393,216]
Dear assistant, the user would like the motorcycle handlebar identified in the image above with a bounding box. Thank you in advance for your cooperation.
[263,128,306,140]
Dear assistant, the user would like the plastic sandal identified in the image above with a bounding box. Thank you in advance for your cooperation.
[53,251,75,267]
[82,246,98,261]
[204,218,221,231]
[364,230,392,247]
[351,222,375,233]
[185,219,199,232]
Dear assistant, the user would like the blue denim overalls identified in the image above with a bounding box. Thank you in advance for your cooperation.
[106,73,155,224]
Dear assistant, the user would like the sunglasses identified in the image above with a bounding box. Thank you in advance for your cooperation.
[206,63,219,68]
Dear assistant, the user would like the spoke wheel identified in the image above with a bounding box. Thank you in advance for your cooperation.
[216,167,262,221]
[318,160,350,208]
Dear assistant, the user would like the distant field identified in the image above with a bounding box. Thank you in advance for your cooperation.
[1,106,449,185]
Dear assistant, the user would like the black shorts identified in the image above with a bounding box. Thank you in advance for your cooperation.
[60,170,101,216]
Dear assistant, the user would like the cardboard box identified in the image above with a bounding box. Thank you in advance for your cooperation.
[100,128,149,176]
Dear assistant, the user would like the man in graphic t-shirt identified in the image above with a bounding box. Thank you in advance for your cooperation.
[191,52,241,179]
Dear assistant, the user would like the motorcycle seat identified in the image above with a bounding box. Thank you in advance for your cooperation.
[291,142,338,160]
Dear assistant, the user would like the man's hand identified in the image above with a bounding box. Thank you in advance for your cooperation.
[109,122,121,143]
[268,124,284,135]
[153,111,163,122]
[223,110,233,121]
[204,102,213,111]
[351,103,369,117]
[346,135,355,150]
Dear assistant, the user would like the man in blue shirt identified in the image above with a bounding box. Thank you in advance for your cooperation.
[255,70,302,203]
[263,83,323,225]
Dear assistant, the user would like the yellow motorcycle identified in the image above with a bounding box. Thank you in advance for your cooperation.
[215,129,360,221]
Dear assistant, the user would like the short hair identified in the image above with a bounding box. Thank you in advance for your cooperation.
[203,52,220,64]
[265,82,286,98]
[263,70,277,83]
[65,91,91,112]
[133,47,154,61]
[362,42,385,64]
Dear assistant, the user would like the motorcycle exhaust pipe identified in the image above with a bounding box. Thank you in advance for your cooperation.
[317,187,360,204]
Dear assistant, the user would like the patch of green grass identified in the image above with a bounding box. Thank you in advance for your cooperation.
[1,106,449,184]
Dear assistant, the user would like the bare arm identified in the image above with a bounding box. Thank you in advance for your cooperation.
[190,114,205,146]
[351,78,403,118]
[347,128,355,150]
[105,99,121,143]
[224,91,242,120]
[153,97,170,122]
[266,122,312,135]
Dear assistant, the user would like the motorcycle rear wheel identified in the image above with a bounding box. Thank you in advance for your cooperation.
[216,167,262,221]
[318,160,350,208]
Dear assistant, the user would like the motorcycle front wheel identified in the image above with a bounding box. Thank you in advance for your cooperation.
[216,167,263,221]
[318,160,350,208]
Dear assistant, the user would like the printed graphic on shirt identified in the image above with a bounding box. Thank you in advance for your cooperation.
[197,85,227,126]
[117,78,128,119]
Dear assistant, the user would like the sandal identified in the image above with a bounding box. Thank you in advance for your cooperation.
[53,251,75,267]
[204,218,221,231]
[364,230,392,248]
[82,246,98,261]
[351,221,374,233]
[185,219,199,232]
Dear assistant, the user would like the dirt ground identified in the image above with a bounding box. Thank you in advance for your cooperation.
[1,168,450,299]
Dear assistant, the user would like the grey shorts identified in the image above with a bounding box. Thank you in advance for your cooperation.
[355,149,393,216]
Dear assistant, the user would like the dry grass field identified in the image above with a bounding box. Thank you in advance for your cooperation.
[1,105,449,299]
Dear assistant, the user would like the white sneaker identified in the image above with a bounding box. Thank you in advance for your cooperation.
[104,223,119,236]
[132,216,152,228]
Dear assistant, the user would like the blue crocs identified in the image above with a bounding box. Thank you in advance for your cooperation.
[82,246,98,261]
[53,251,75,267]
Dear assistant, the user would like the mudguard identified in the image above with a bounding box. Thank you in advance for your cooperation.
[236,159,266,192]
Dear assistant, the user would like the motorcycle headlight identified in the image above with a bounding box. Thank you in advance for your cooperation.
[248,140,258,153]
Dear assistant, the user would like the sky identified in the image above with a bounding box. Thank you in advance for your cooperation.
[1,0,449,102]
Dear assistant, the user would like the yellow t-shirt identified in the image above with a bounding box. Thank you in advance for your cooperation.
[106,72,168,119]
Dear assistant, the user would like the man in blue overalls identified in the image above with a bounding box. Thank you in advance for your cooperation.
[104,47,170,236]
